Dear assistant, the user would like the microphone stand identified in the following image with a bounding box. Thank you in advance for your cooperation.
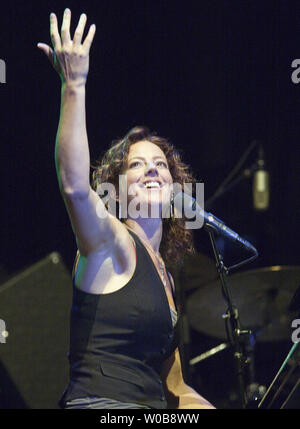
[205,163,257,211]
[205,224,254,408]
[195,141,262,407]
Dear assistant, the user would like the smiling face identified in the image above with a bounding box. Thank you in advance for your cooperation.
[122,140,173,218]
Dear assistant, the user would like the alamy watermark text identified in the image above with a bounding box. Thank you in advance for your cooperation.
[0,59,6,83]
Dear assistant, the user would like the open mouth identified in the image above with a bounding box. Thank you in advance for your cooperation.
[142,181,162,189]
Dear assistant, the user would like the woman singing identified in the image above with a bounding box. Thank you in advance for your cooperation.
[38,9,214,409]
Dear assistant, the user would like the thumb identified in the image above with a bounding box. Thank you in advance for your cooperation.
[37,43,56,66]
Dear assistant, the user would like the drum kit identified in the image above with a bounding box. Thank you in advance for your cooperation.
[181,253,300,409]
[177,141,300,408]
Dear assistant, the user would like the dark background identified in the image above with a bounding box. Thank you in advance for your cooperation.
[1,0,300,408]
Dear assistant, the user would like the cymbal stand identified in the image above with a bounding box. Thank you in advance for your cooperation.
[206,225,253,408]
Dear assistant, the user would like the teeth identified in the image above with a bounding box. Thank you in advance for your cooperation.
[144,181,160,188]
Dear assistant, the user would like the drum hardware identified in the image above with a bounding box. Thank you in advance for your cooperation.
[187,268,300,408]
[189,337,267,407]
[187,267,300,342]
[189,342,229,366]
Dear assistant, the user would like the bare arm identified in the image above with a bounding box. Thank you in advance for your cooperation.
[38,10,118,256]
[162,274,215,409]
[161,348,216,409]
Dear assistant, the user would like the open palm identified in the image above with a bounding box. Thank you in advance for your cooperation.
[38,9,96,85]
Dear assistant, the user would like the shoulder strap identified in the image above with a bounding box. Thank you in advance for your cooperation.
[72,250,80,280]
[166,271,178,312]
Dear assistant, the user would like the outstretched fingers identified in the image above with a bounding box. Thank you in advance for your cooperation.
[61,8,72,46]
[50,13,62,51]
[83,23,96,52]
[39,9,96,81]
[73,13,88,46]
[49,10,95,53]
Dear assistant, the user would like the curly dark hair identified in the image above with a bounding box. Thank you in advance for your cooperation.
[91,126,195,269]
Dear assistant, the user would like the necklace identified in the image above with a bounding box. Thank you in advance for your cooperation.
[137,234,167,286]
[156,254,167,287]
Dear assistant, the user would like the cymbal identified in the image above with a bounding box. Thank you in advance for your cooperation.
[179,253,218,291]
[186,266,300,342]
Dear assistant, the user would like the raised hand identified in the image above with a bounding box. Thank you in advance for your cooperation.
[37,9,96,86]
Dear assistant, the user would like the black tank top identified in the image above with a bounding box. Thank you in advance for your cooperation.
[59,229,180,409]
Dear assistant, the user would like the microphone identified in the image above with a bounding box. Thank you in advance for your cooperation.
[253,145,270,211]
[174,192,258,255]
